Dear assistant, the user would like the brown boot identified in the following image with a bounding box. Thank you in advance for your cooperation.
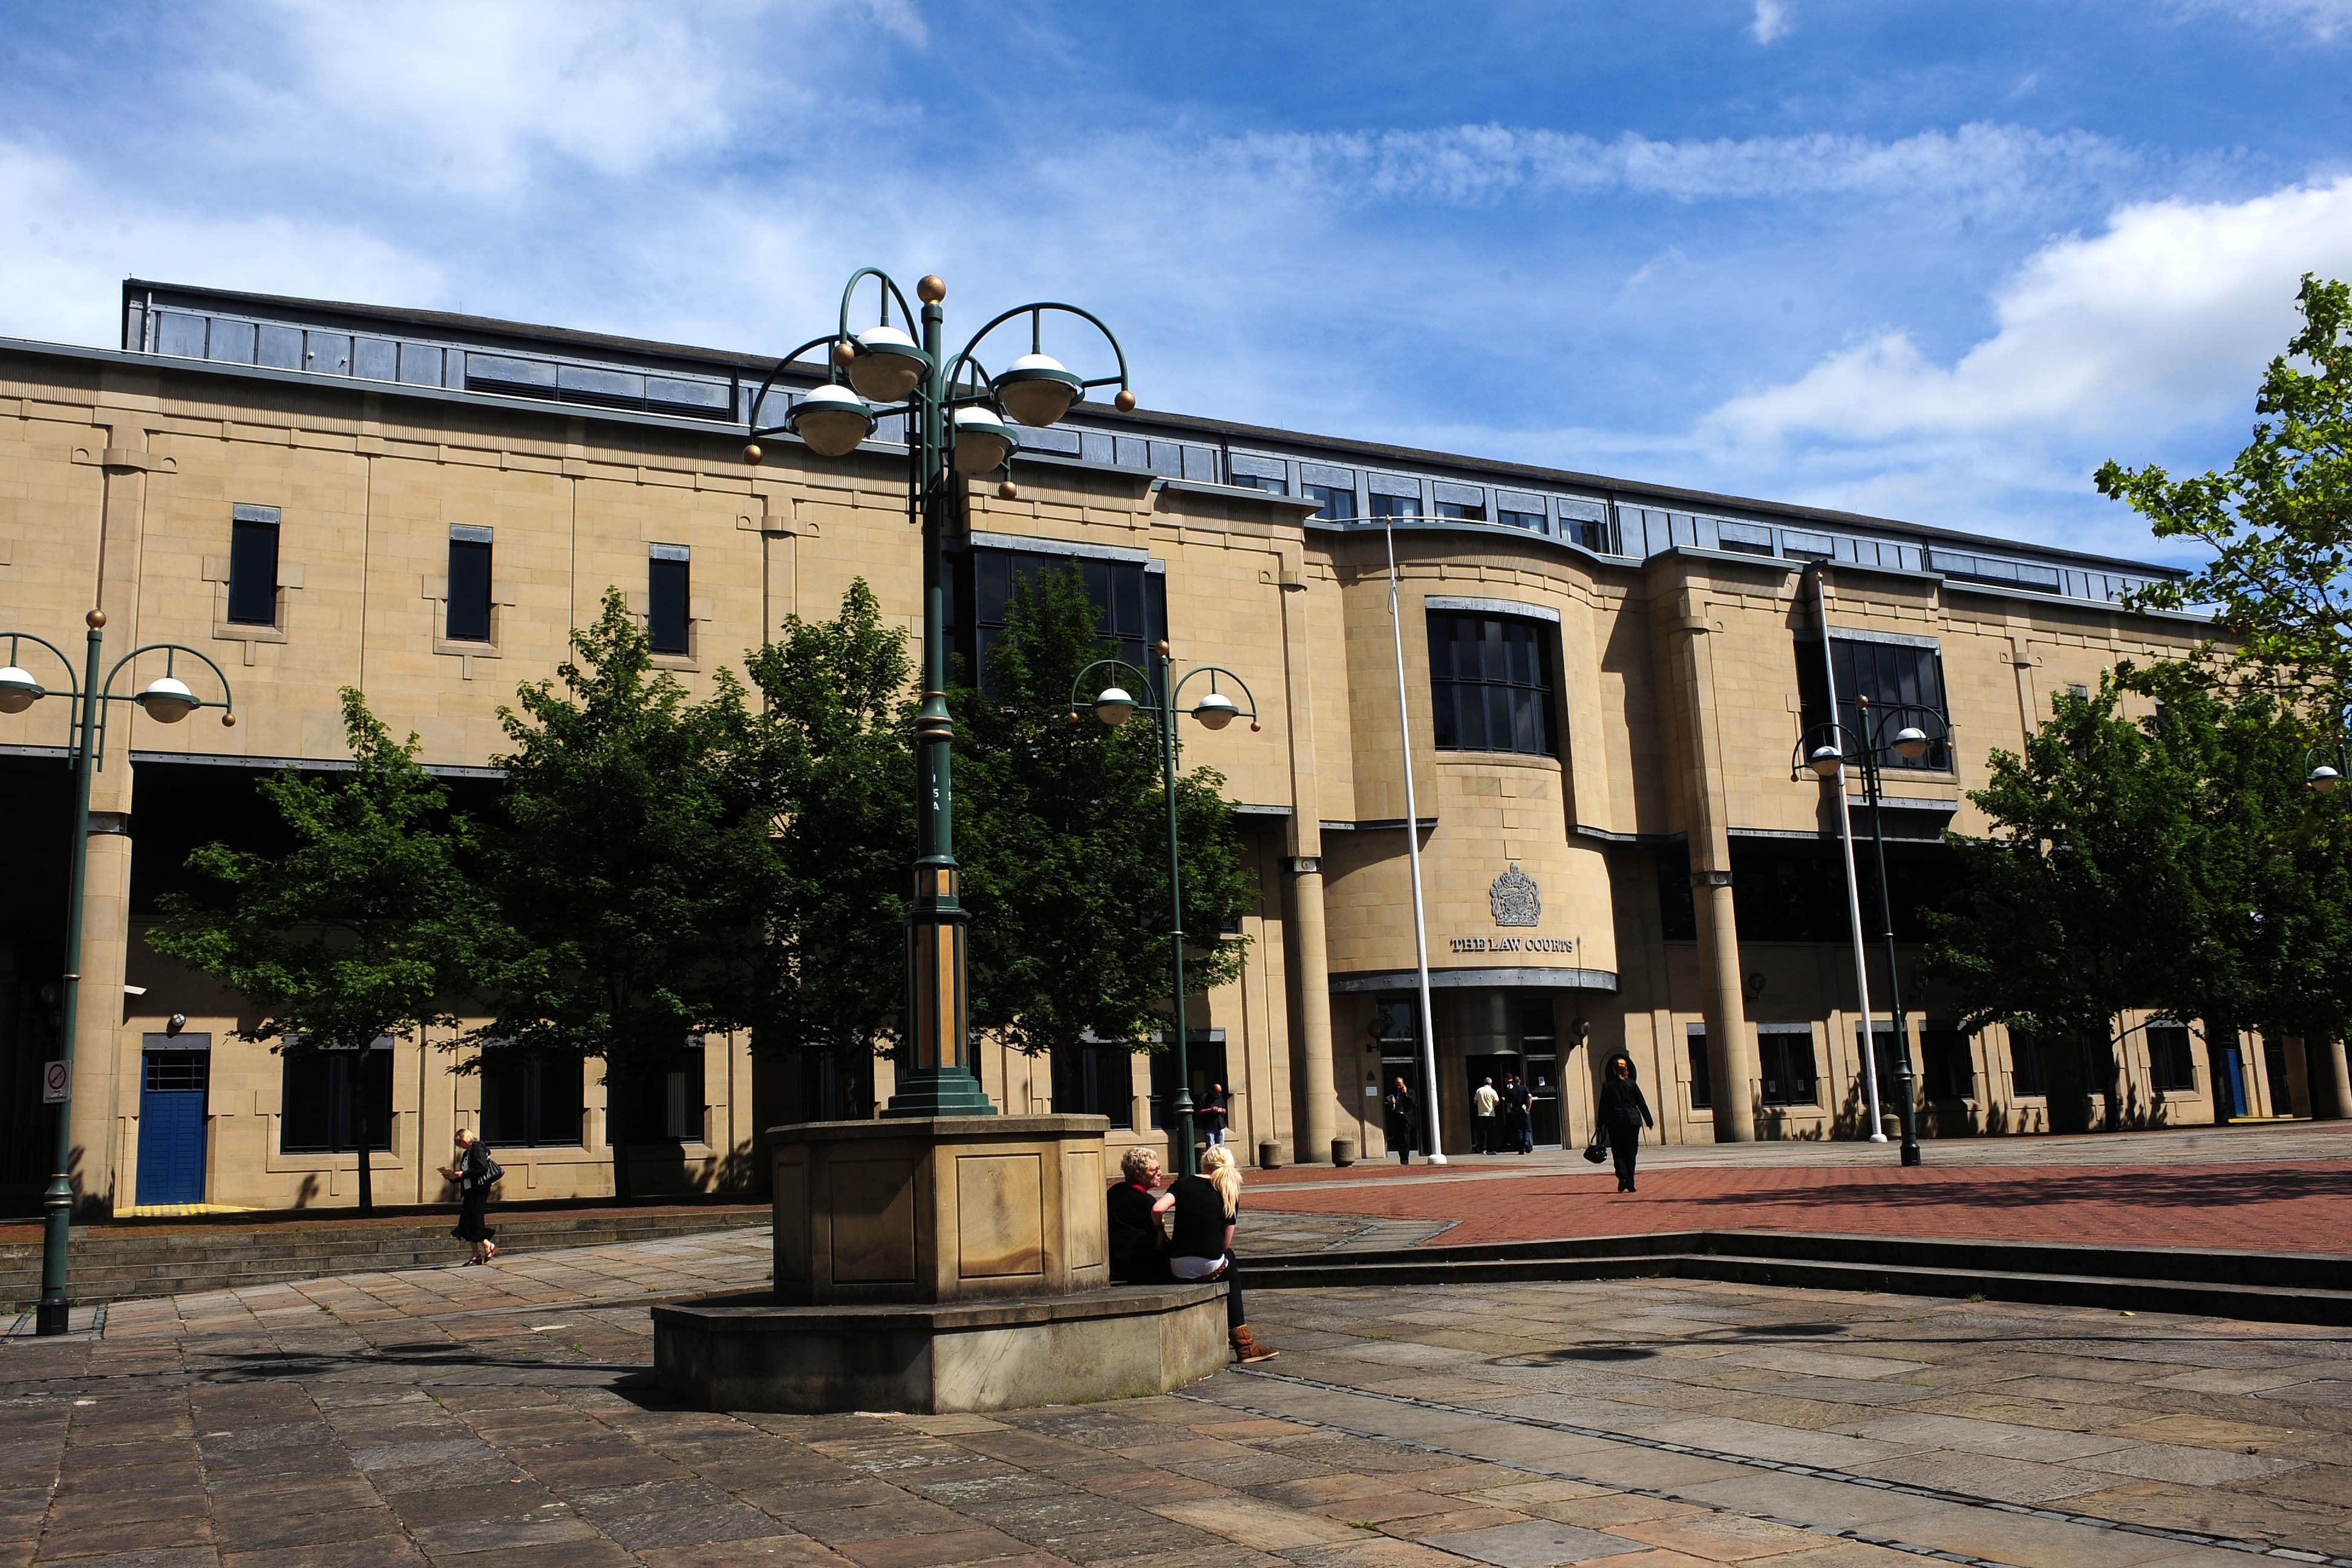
[1230,1325,1279,1364]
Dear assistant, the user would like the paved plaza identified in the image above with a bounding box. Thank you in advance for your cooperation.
[1245,1123,2352,1253]
[7,1195,2351,1568]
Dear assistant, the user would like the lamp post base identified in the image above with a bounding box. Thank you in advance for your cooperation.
[34,1298,69,1337]
[1900,1145,1923,1168]
[882,1066,998,1118]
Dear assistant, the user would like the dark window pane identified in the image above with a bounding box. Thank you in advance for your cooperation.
[2010,1028,2044,1094]
[1426,611,1556,757]
[227,519,279,626]
[648,555,690,654]
[446,538,492,641]
[1685,1033,1712,1109]
[536,1054,583,1145]
[281,1053,332,1152]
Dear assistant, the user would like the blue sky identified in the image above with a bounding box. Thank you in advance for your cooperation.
[4,1,2350,563]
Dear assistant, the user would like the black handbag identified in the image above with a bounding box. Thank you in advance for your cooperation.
[1581,1125,1609,1163]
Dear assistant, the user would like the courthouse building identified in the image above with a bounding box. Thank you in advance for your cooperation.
[3,279,2346,1216]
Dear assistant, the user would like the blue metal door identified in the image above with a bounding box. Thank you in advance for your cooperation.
[2216,1045,2244,1122]
[137,1051,209,1206]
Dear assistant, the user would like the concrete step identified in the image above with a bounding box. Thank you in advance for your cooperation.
[0,1203,768,1309]
[1246,1229,2352,1327]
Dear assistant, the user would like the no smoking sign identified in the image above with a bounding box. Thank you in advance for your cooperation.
[42,1060,69,1104]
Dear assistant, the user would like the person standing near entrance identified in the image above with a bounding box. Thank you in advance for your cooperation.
[1383,1077,1419,1165]
[1503,1075,1534,1154]
[1597,1056,1654,1192]
[1472,1076,1500,1155]
[1202,1083,1229,1148]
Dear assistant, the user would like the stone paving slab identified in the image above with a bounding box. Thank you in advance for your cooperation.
[4,1226,2350,1567]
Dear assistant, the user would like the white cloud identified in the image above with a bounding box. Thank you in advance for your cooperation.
[1209,122,2136,210]
[0,139,446,348]
[1751,0,1794,44]
[219,0,919,196]
[1707,176,2352,446]
[2172,0,2352,38]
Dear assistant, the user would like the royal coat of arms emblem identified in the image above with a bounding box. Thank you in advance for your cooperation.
[1489,864,1541,927]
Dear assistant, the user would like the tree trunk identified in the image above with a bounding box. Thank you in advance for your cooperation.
[352,1059,375,1217]
[610,1074,633,1207]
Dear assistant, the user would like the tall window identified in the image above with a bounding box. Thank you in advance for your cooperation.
[1428,612,1556,756]
[1758,1028,1818,1106]
[623,1038,705,1143]
[479,1053,583,1147]
[446,528,493,642]
[280,1040,393,1154]
[227,505,281,627]
[648,544,691,655]
[1921,1022,1973,1099]
[949,544,1166,693]
[1053,1042,1134,1129]
[1684,1025,1713,1111]
[1798,635,1950,771]
[2008,1026,2045,1096]
[2147,1021,2195,1093]
[1305,483,1357,521]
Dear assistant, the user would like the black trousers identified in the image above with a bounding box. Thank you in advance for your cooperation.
[1177,1253,1245,1328]
[1610,1131,1639,1189]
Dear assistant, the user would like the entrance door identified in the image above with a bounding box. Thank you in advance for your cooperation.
[2262,1038,2293,1116]
[2216,1043,2244,1122]
[1465,1053,1515,1150]
[136,1050,209,1206]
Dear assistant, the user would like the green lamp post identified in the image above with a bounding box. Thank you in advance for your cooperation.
[0,610,237,1335]
[1795,696,1950,1168]
[1071,649,1259,1176]
[744,272,1134,1116]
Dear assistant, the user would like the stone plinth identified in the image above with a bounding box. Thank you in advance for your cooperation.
[769,1116,1111,1305]
[653,1284,1230,1413]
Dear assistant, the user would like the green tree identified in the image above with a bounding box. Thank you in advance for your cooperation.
[1922,680,2205,1122]
[2100,275,2352,717]
[724,579,915,1091]
[149,690,483,1214]
[1928,675,2352,1121]
[952,563,1254,1064]
[467,589,765,1203]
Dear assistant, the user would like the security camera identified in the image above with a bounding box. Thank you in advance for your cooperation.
[165,1013,187,1036]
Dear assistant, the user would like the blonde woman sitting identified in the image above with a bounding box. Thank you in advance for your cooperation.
[1165,1144,1277,1362]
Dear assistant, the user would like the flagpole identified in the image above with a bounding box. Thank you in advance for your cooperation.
[1386,517,1446,1164]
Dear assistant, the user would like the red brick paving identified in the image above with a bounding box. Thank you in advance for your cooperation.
[1247,1158,2352,1254]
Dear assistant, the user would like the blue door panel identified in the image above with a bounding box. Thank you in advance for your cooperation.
[137,1053,209,1206]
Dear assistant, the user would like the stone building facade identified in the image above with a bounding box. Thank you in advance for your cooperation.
[2,280,2345,1216]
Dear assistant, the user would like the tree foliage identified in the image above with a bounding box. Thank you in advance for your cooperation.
[463,589,766,1200]
[723,578,914,1073]
[1926,675,2352,1091]
[2101,274,2352,717]
[149,688,484,1213]
[952,563,1255,1058]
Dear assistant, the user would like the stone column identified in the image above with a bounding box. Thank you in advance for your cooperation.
[1275,544,1341,1161]
[1659,580,1757,1142]
[2316,1036,2352,1121]
[1284,858,1339,1163]
[68,790,136,1216]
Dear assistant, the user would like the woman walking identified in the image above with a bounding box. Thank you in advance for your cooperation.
[1166,1145,1278,1362]
[439,1128,501,1264]
[1596,1056,1654,1194]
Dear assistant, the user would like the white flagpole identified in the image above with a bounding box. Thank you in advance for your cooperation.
[1814,569,1885,1143]
[1387,516,1446,1164]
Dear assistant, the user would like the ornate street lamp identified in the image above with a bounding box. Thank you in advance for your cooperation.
[2307,736,2348,794]
[743,271,1134,1116]
[1071,648,1260,1176]
[1793,694,1950,1168]
[0,613,236,1334]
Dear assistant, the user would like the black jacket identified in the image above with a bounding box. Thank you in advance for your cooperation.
[1383,1089,1417,1133]
[1598,1075,1653,1134]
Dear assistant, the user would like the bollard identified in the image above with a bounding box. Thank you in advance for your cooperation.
[1331,1137,1357,1167]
